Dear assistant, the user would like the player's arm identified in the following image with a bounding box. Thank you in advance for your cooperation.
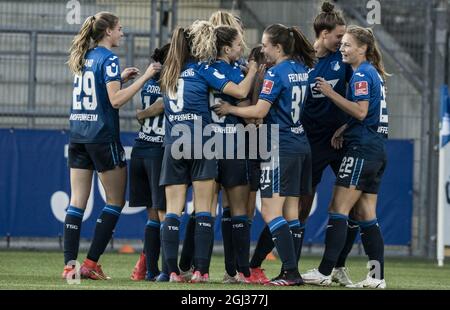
[314,77,368,121]
[222,61,258,99]
[214,99,271,119]
[136,98,164,124]
[107,63,161,109]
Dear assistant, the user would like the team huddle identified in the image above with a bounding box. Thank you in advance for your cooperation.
[63,2,389,288]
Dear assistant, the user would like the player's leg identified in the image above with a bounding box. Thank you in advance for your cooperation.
[227,184,251,280]
[191,178,216,282]
[303,185,362,286]
[261,194,303,286]
[331,207,359,286]
[129,156,152,281]
[347,158,387,289]
[63,166,93,278]
[179,185,196,274]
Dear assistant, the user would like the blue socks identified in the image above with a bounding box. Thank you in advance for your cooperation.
[87,204,122,263]
[63,206,85,265]
[360,219,384,279]
[232,215,251,277]
[144,220,161,278]
[194,212,215,275]
[269,217,297,271]
[318,213,348,276]
[221,208,236,276]
[161,213,180,275]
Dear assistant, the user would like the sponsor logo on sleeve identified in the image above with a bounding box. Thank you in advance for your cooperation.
[354,81,368,96]
[261,80,274,94]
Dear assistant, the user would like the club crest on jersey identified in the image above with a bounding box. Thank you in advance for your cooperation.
[330,61,340,71]
[262,80,274,94]
[354,81,368,96]
[106,62,119,77]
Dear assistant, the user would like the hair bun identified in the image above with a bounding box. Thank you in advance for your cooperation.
[321,1,335,13]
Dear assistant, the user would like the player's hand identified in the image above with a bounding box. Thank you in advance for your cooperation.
[244,118,255,125]
[144,62,162,79]
[331,124,347,149]
[314,77,334,97]
[213,100,232,117]
[255,118,263,127]
[136,109,145,125]
[121,67,140,83]
[256,64,266,81]
[247,60,258,75]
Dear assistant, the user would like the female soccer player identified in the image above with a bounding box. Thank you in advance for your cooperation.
[178,11,249,281]
[208,26,255,283]
[248,1,356,286]
[215,23,315,286]
[63,12,161,280]
[129,44,170,282]
[302,25,389,289]
[159,20,257,283]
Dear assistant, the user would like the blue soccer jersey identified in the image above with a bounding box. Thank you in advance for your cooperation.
[301,51,352,144]
[132,77,165,158]
[69,46,122,143]
[344,61,389,159]
[209,60,246,157]
[163,61,231,146]
[258,59,311,155]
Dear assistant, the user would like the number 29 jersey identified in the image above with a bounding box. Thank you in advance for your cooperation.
[69,46,122,143]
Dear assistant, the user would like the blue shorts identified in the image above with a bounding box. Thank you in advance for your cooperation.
[248,159,261,192]
[335,150,387,194]
[310,138,344,188]
[129,152,166,210]
[159,145,218,186]
[68,141,126,172]
[216,159,249,188]
[260,154,312,198]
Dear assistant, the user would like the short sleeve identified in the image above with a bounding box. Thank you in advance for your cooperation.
[198,63,231,92]
[350,70,371,101]
[258,69,282,104]
[103,54,122,84]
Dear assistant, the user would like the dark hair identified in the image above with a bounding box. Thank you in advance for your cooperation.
[215,26,239,56]
[263,24,316,68]
[346,25,389,81]
[151,43,170,64]
[248,45,265,65]
[313,1,346,38]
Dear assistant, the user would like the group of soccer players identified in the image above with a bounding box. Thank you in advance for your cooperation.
[63,2,389,288]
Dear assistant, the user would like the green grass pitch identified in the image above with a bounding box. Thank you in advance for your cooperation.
[1,251,450,290]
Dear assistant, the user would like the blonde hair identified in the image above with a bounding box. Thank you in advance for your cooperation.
[67,12,119,75]
[161,20,233,95]
[209,10,243,33]
[346,25,390,81]
[209,10,246,50]
[189,20,217,63]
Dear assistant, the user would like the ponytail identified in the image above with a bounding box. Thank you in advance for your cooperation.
[67,16,95,75]
[189,20,217,63]
[67,12,119,75]
[290,26,316,68]
[160,27,190,95]
[264,24,316,68]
